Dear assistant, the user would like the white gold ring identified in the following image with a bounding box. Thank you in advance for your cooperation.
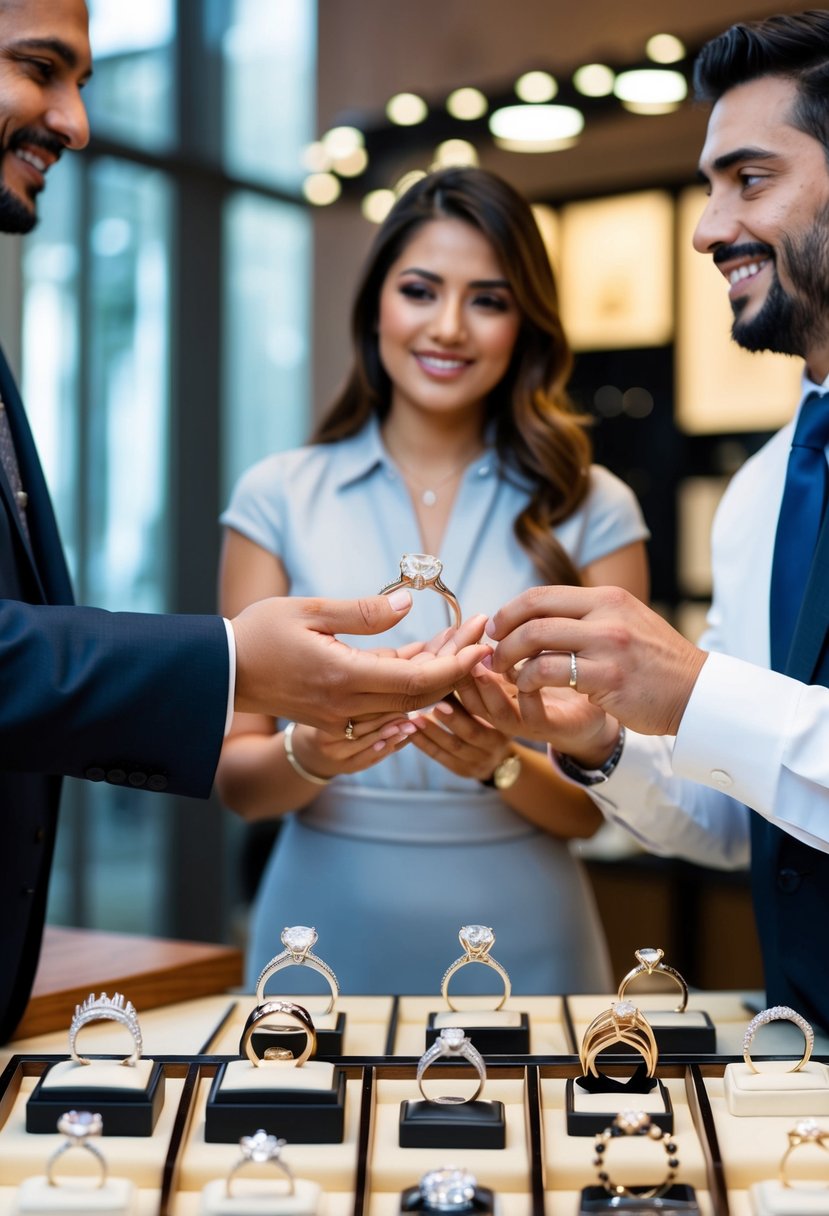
[416,1027,487,1104]
[569,651,578,690]
[68,992,143,1067]
[419,1166,479,1211]
[46,1111,107,1188]
[226,1129,294,1198]
[441,924,511,1012]
[255,925,339,1015]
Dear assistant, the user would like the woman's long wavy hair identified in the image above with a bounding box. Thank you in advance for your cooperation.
[313,167,592,585]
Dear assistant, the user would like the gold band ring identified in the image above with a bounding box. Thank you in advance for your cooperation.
[569,652,578,689]
[617,947,689,1014]
[254,925,339,1015]
[441,924,511,1012]
[594,1110,679,1200]
[380,553,461,629]
[779,1119,829,1188]
[240,1000,317,1068]
[743,1005,814,1074]
[580,1001,659,1078]
[226,1130,294,1198]
[345,719,355,740]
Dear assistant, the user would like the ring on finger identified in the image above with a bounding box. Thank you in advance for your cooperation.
[569,652,578,690]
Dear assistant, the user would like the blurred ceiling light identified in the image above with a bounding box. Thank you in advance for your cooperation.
[321,125,364,159]
[489,103,583,152]
[303,172,341,206]
[515,70,558,102]
[362,188,396,223]
[302,141,331,173]
[333,146,369,177]
[614,68,687,114]
[394,169,428,196]
[446,87,488,120]
[433,139,479,167]
[646,33,686,63]
[573,63,615,97]
[387,92,428,125]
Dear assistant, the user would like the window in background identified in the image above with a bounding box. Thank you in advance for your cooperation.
[86,0,176,150]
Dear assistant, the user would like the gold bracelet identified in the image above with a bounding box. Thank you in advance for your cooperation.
[283,722,331,786]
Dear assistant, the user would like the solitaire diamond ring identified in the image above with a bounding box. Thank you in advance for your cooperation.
[240,999,317,1068]
[68,992,143,1067]
[617,946,689,1013]
[416,1027,487,1104]
[255,925,339,1015]
[226,1129,294,1198]
[46,1111,107,1189]
[380,553,462,629]
[418,1166,479,1211]
[779,1118,829,1188]
[441,924,511,1012]
[743,1005,814,1074]
[594,1110,679,1200]
[579,1001,659,1079]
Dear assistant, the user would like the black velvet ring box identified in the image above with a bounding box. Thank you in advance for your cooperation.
[425,1011,529,1055]
[204,1062,346,1143]
[578,1184,699,1214]
[26,1060,165,1135]
[250,1011,346,1059]
[399,1099,506,1149]
[401,1182,497,1215]
[565,1075,674,1136]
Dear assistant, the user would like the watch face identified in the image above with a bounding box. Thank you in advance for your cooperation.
[493,754,521,789]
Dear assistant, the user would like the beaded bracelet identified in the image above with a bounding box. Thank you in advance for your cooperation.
[593,1110,679,1199]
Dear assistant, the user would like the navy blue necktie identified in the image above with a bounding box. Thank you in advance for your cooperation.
[770,391,829,673]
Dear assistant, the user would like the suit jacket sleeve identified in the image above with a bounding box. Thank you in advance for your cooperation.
[0,600,229,798]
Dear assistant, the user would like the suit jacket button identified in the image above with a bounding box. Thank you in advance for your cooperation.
[128,771,147,787]
[106,768,126,785]
[86,767,106,782]
[147,774,168,792]
[777,868,801,893]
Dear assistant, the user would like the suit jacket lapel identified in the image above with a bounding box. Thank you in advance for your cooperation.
[786,503,829,684]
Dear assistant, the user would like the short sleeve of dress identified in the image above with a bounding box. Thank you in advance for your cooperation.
[220,454,287,558]
[558,465,650,569]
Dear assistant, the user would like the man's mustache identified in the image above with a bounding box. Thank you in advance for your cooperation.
[713,241,774,266]
[4,127,65,161]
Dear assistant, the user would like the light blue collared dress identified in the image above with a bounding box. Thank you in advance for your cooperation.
[221,418,649,995]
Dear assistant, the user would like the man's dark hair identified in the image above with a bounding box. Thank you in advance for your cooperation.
[694,10,829,155]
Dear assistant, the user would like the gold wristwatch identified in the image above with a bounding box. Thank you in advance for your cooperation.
[482,753,522,790]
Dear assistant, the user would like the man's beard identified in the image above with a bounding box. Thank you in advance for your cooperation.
[0,176,37,234]
[730,203,829,357]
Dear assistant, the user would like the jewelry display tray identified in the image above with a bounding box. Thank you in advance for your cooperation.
[0,990,826,1216]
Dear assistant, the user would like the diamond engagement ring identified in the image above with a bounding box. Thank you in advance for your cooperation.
[380,553,462,629]
[240,999,317,1067]
[416,1027,487,1104]
[617,946,689,1014]
[68,992,143,1067]
[46,1111,107,1189]
[594,1110,679,1200]
[255,925,339,1015]
[418,1166,479,1211]
[226,1129,295,1198]
[441,924,511,1012]
[779,1118,829,1188]
[743,1005,815,1073]
[579,1001,659,1078]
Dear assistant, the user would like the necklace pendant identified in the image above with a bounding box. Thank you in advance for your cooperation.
[421,489,437,507]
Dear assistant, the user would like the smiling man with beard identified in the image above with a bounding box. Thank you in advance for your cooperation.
[466,11,829,1028]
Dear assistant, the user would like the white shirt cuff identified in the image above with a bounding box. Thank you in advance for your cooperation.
[223,618,237,736]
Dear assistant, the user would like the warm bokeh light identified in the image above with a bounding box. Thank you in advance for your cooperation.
[614,68,687,114]
[446,87,488,120]
[489,104,583,152]
[302,172,341,206]
[646,33,686,64]
[393,169,428,196]
[321,125,364,159]
[386,92,428,125]
[362,188,396,223]
[332,147,368,177]
[433,139,479,167]
[514,70,558,103]
[301,141,330,173]
[572,63,615,97]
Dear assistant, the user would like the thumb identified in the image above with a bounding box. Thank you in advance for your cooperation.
[314,591,413,636]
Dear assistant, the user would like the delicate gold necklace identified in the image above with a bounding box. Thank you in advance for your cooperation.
[388,446,483,507]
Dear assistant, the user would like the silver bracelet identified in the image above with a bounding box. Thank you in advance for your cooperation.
[283,721,332,786]
[555,726,625,786]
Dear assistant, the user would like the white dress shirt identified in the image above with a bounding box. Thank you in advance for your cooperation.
[585,371,829,867]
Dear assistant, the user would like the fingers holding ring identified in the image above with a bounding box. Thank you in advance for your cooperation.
[569,652,578,690]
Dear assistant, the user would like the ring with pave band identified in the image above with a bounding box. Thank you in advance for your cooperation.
[46,1111,107,1189]
[416,1027,487,1104]
[226,1129,294,1198]
[579,1001,659,1078]
[617,947,689,1014]
[441,924,511,1012]
[743,1005,814,1074]
[380,553,461,629]
[69,992,143,1067]
[779,1118,829,1188]
[255,926,339,1015]
[569,652,578,690]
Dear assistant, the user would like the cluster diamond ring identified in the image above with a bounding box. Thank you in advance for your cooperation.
[255,925,339,1014]
[579,1001,659,1078]
[416,1027,487,1104]
[240,999,317,1067]
[594,1110,679,1200]
[380,553,462,629]
[779,1118,829,1188]
[441,924,511,1012]
[68,992,143,1067]
[743,1005,814,1073]
[46,1111,107,1189]
[226,1129,294,1198]
[418,1166,479,1211]
[617,946,689,1013]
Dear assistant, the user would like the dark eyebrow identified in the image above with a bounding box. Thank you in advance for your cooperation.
[11,36,93,79]
[398,267,511,290]
[697,145,778,183]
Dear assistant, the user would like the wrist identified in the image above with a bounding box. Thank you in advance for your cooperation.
[555,726,625,787]
[283,722,332,786]
[565,719,623,770]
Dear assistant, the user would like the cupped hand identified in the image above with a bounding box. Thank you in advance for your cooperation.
[408,694,514,782]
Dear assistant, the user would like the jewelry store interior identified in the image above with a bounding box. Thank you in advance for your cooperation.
[0,1,825,1213]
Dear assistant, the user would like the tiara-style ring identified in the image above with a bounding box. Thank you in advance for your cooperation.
[46,1111,107,1189]
[416,1027,487,1104]
[226,1129,295,1198]
[743,1005,815,1073]
[617,947,689,1014]
[240,1000,317,1067]
[380,553,462,629]
[69,992,143,1067]
[441,924,511,1012]
[254,925,339,1015]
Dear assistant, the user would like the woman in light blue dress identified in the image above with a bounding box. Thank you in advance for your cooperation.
[217,168,649,995]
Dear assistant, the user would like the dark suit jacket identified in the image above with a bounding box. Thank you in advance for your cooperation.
[0,348,229,1042]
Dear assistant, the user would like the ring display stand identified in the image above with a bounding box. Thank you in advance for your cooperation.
[426,1009,529,1056]
[724,1061,829,1116]
[199,1176,323,1216]
[250,1010,346,1060]
[15,1175,136,1214]
[566,1069,674,1136]
[204,1060,346,1143]
[578,1184,700,1213]
[398,1097,506,1149]
[26,1059,164,1136]
[400,1181,497,1215]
